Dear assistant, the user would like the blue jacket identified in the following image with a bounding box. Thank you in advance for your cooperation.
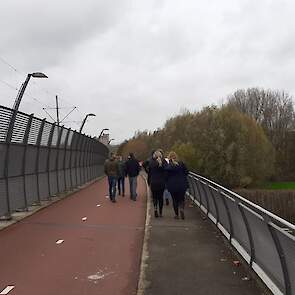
[165,162,189,193]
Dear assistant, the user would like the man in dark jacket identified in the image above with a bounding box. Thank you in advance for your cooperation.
[125,153,140,201]
[104,153,119,203]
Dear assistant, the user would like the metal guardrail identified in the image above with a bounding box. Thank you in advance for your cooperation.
[0,105,109,219]
[188,172,295,295]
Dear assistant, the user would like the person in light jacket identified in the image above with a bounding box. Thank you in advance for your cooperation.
[165,151,188,219]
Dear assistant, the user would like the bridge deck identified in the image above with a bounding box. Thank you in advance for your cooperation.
[0,177,146,295]
[0,176,271,295]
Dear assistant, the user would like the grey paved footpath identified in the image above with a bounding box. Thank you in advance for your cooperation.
[143,197,271,295]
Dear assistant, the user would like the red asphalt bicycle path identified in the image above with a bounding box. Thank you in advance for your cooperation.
[0,176,147,295]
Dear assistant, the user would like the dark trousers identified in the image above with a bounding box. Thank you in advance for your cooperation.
[117,177,125,195]
[170,191,185,216]
[151,189,164,215]
[108,176,117,200]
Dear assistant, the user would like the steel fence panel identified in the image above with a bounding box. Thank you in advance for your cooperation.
[58,170,65,192]
[8,145,24,177]
[204,185,218,221]
[211,189,231,233]
[242,207,284,291]
[222,193,251,256]
[270,223,295,294]
[0,107,12,142]
[25,146,38,174]
[38,172,50,200]
[0,179,8,217]
[188,172,295,295]
[49,171,58,195]
[0,104,108,219]
[25,174,38,204]
[0,144,7,178]
[8,176,25,210]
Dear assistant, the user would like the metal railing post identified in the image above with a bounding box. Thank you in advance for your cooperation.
[21,114,34,211]
[195,179,203,207]
[35,119,46,204]
[238,204,256,266]
[2,109,18,220]
[46,123,55,199]
[220,191,234,242]
[265,216,291,295]
[63,129,70,191]
[68,131,74,190]
[55,126,63,194]
[208,186,219,224]
[200,181,210,215]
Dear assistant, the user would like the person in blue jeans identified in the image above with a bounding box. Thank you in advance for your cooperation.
[104,153,119,203]
[117,155,126,196]
[125,153,140,201]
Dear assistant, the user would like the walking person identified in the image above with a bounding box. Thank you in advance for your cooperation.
[125,153,140,201]
[163,157,171,206]
[149,150,167,217]
[104,152,119,203]
[142,150,155,186]
[166,151,189,219]
[117,155,126,196]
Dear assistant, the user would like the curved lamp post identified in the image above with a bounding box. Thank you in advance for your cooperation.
[79,113,96,133]
[108,138,115,145]
[13,72,48,111]
[98,128,109,139]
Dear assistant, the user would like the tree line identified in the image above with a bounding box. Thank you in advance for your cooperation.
[117,87,295,188]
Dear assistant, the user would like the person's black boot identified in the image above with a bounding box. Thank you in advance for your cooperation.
[154,210,159,218]
[180,210,185,220]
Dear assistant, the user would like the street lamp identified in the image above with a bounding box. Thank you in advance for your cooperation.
[108,138,115,144]
[98,128,109,139]
[79,113,96,133]
[13,72,48,111]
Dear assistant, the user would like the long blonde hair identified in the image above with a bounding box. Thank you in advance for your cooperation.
[153,150,163,166]
[168,151,179,165]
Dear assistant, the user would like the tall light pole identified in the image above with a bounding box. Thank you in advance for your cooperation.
[13,72,48,111]
[79,113,96,133]
[98,128,109,139]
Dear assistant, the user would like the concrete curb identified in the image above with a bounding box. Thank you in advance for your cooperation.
[0,176,105,232]
[137,174,152,295]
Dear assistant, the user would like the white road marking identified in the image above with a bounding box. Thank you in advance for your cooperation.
[56,239,64,244]
[0,286,15,294]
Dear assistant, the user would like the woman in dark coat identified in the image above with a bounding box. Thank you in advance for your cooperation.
[149,150,167,217]
[165,151,188,219]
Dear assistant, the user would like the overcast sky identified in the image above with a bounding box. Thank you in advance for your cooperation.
[0,0,294,143]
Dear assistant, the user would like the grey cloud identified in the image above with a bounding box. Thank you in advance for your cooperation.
[1,0,295,143]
